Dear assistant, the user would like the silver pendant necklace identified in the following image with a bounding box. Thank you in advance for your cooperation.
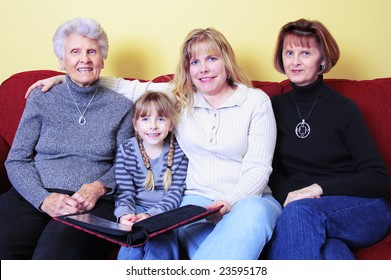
[295,98,318,138]
[66,83,98,125]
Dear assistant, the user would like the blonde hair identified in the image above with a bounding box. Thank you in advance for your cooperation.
[133,91,179,191]
[171,27,252,109]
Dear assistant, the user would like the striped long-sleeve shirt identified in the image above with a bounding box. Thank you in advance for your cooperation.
[114,137,188,218]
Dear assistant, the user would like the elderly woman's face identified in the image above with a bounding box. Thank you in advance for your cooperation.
[60,33,104,87]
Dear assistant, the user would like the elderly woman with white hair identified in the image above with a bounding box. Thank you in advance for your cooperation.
[0,18,133,259]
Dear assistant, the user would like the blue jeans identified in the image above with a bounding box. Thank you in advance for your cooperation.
[268,196,391,260]
[117,205,180,260]
[177,194,282,260]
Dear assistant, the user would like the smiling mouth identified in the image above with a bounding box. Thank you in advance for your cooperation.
[77,67,93,72]
[290,69,303,73]
[146,133,160,137]
[199,77,215,82]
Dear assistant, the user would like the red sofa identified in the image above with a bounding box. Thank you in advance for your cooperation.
[0,70,390,259]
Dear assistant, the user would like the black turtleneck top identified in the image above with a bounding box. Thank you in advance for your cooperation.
[269,75,390,206]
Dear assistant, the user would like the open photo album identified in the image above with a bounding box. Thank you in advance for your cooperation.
[54,204,223,247]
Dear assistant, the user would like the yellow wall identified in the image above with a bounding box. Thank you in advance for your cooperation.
[1,0,390,84]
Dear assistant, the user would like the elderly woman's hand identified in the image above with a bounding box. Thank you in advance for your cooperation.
[40,193,81,217]
[71,181,108,213]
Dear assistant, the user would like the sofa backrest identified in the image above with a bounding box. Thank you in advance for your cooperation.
[0,70,65,146]
[0,71,390,196]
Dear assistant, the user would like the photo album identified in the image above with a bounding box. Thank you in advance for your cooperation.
[54,204,223,247]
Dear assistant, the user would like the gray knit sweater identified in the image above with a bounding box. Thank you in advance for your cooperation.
[5,76,133,209]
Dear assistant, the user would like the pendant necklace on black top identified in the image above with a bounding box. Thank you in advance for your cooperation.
[295,98,318,138]
[66,83,98,125]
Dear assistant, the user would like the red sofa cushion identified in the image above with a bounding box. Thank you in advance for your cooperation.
[0,70,389,259]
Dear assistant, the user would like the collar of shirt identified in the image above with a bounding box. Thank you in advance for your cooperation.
[193,83,248,110]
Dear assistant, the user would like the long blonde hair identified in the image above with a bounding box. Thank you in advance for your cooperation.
[171,27,252,109]
[133,91,179,191]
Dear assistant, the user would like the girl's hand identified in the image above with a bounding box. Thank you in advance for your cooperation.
[119,214,137,226]
[134,213,151,222]
[283,183,323,207]
[25,75,66,98]
[205,200,231,223]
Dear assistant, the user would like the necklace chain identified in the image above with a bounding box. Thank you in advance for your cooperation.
[66,83,98,125]
[294,98,318,138]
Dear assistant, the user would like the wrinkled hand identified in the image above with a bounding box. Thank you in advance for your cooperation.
[71,181,108,213]
[25,75,66,98]
[40,193,81,217]
[283,183,323,207]
[205,200,231,223]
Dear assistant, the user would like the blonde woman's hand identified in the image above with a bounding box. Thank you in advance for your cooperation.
[25,75,66,98]
[205,200,231,223]
[283,184,323,207]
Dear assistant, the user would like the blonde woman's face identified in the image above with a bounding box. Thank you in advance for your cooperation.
[189,45,231,98]
[60,33,104,87]
[282,36,324,87]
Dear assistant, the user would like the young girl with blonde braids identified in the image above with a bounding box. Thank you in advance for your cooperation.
[114,90,188,260]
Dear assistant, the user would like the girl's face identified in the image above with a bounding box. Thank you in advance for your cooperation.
[189,44,232,99]
[282,35,324,87]
[133,103,173,152]
[61,33,104,87]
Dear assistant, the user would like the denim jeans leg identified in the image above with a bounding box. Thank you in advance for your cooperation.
[143,230,180,260]
[268,196,391,260]
[178,194,282,260]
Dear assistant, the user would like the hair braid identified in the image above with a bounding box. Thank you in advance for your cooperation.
[136,133,155,191]
[162,132,175,191]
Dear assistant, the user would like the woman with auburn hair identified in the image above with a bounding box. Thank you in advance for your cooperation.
[268,18,391,259]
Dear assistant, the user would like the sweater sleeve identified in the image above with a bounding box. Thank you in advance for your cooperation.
[221,93,277,206]
[268,157,296,205]
[5,92,51,209]
[97,102,133,194]
[99,76,170,102]
[318,101,390,198]
[114,143,137,219]
[146,142,188,216]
